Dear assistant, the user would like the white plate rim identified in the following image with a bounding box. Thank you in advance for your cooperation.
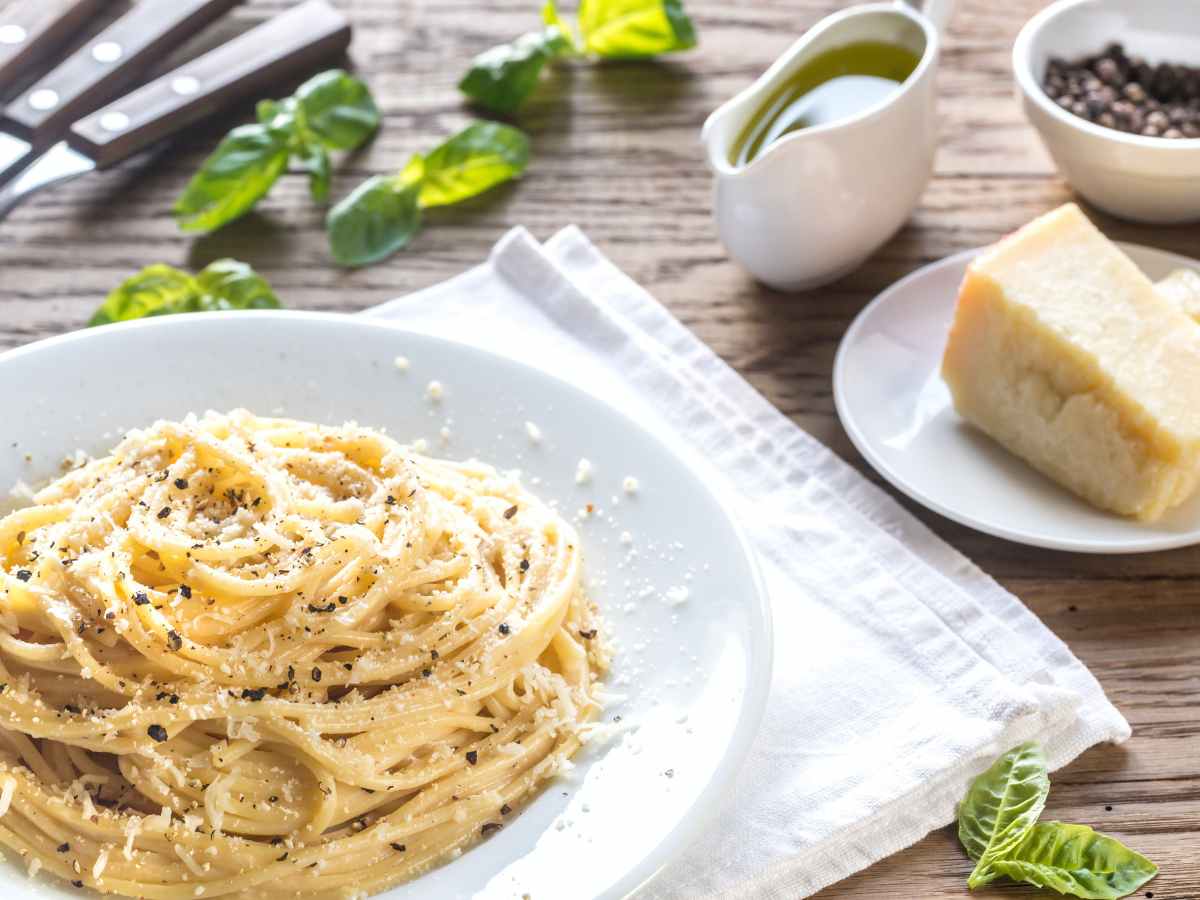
[0,310,775,899]
[833,242,1200,554]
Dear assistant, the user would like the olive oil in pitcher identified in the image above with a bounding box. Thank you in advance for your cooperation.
[730,41,921,167]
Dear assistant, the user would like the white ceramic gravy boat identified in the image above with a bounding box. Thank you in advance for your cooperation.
[703,1,954,292]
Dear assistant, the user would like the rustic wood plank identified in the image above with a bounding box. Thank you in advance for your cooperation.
[0,0,1197,898]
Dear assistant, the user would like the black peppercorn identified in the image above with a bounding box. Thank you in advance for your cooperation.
[1043,43,1200,140]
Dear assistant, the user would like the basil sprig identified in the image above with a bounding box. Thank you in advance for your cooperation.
[89,260,280,326]
[460,0,695,114]
[957,744,1157,898]
[327,122,529,267]
[175,70,380,233]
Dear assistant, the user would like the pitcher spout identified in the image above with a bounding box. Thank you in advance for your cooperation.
[701,91,763,177]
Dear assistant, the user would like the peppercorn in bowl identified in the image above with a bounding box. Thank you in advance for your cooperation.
[1013,0,1200,224]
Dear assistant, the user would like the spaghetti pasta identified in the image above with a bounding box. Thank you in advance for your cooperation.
[0,410,607,897]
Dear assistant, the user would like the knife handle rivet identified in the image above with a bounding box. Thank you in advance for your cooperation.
[171,76,200,97]
[98,111,130,133]
[91,41,123,64]
[28,89,59,111]
[0,24,26,45]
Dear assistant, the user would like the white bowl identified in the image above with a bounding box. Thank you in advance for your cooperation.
[1014,0,1200,224]
[0,312,773,900]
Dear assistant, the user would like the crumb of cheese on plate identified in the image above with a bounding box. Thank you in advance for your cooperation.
[942,203,1200,521]
[575,458,592,484]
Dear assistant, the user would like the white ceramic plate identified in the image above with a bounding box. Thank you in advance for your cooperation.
[0,312,772,899]
[834,242,1200,554]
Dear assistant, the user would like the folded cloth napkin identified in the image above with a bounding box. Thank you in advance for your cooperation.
[366,227,1130,899]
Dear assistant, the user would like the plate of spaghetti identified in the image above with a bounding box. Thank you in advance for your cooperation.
[0,312,771,900]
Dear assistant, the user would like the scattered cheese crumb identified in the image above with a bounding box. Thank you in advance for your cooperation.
[0,776,15,816]
[426,381,444,401]
[664,586,690,607]
[622,476,639,495]
[575,459,593,485]
[393,355,410,371]
[619,531,632,545]
[525,421,543,444]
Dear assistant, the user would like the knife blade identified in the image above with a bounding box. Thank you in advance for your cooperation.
[0,0,243,186]
[0,0,352,222]
[0,140,92,219]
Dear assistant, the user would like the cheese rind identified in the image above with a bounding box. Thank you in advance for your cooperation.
[942,204,1200,521]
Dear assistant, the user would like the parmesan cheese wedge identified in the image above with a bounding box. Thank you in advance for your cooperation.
[942,203,1200,520]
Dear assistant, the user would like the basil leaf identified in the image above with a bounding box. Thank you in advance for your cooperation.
[577,0,696,58]
[295,139,332,202]
[417,122,529,208]
[459,26,572,114]
[192,259,281,311]
[294,69,380,151]
[174,124,290,233]
[327,171,423,267]
[542,0,578,47]
[89,265,199,326]
[991,822,1158,899]
[958,741,1050,888]
[88,260,279,326]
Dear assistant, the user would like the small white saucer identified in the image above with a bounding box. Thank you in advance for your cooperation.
[834,242,1200,554]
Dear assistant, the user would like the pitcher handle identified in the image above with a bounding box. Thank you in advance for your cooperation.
[901,0,956,36]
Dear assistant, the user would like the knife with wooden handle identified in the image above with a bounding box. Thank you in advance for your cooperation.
[5,0,243,144]
[0,0,110,95]
[0,0,244,184]
[0,0,352,221]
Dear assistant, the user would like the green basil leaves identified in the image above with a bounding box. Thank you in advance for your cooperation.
[173,125,290,233]
[417,122,530,207]
[577,0,696,57]
[326,173,423,268]
[460,0,695,113]
[293,69,381,150]
[328,122,529,267]
[958,740,1050,887]
[957,744,1157,899]
[459,25,574,114]
[175,70,379,233]
[991,823,1158,899]
[89,260,280,326]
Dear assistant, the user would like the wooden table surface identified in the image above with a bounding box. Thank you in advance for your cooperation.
[1,0,1197,897]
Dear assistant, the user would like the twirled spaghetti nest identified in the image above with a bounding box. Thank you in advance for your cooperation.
[0,410,606,898]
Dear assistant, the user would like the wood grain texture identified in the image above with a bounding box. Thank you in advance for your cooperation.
[0,1,1197,897]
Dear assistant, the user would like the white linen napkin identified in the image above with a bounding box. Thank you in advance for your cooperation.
[365,226,1130,899]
